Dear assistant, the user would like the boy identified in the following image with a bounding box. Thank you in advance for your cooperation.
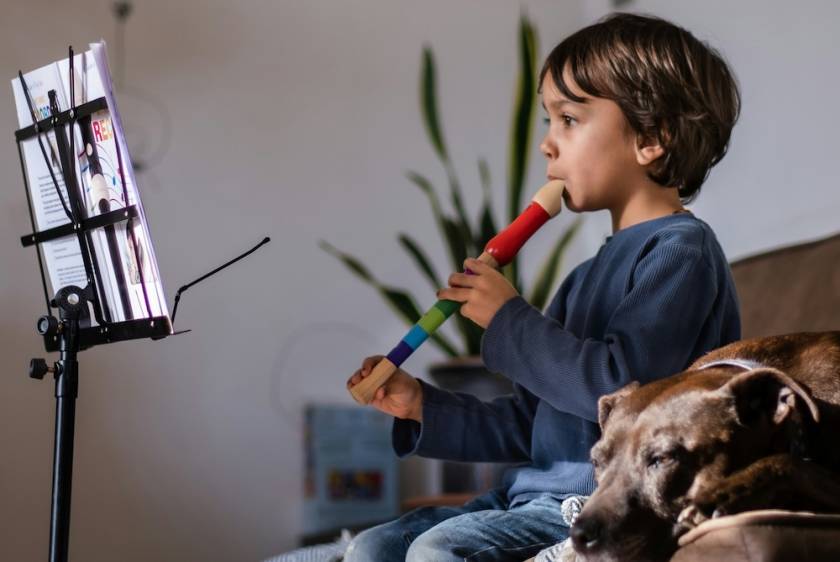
[345,12,741,562]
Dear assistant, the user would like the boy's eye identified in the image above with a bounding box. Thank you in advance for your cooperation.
[543,114,576,127]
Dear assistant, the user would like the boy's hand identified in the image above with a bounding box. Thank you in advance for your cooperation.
[437,258,519,329]
[347,355,423,422]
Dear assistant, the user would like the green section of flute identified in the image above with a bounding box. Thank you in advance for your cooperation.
[433,299,460,317]
[417,305,447,333]
[401,299,460,347]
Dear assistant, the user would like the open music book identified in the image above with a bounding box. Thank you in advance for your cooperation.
[11,42,168,324]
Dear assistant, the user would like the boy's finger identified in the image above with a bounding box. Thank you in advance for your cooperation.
[464,258,492,273]
[437,287,470,302]
[362,355,383,372]
[448,272,475,288]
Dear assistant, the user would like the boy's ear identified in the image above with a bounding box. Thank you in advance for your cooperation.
[634,135,665,167]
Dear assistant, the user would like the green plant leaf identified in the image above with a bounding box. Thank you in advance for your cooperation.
[478,158,492,198]
[527,218,582,311]
[318,240,376,283]
[442,217,469,272]
[445,166,476,258]
[319,240,460,357]
[428,330,461,358]
[475,159,498,252]
[421,47,448,162]
[420,47,476,260]
[507,14,538,291]
[456,314,485,356]
[398,233,443,291]
[508,14,538,224]
[407,171,466,272]
[477,206,497,259]
[407,171,445,217]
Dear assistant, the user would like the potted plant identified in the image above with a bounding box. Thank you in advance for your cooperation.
[321,14,581,398]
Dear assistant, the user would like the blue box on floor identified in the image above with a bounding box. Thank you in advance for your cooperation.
[303,404,399,536]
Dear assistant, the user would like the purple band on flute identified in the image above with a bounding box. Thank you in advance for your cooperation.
[386,340,414,367]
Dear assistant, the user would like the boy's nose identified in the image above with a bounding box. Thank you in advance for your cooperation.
[540,134,557,160]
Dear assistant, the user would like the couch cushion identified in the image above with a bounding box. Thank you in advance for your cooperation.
[672,510,840,562]
[730,232,840,339]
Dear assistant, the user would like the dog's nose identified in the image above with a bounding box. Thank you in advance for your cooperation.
[571,515,603,553]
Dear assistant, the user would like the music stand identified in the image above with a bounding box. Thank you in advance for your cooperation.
[13,46,171,562]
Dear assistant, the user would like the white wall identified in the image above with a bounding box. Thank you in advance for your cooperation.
[0,1,582,560]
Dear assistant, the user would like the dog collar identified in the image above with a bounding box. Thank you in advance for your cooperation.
[696,358,764,371]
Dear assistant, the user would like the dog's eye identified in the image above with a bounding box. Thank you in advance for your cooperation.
[647,452,674,469]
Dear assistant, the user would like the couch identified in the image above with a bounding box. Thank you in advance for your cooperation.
[664,231,840,561]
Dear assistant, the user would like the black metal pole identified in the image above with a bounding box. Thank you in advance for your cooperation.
[48,290,82,562]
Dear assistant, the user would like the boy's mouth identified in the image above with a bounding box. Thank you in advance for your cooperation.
[562,189,571,204]
[546,176,570,204]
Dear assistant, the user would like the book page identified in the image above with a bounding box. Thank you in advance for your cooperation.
[11,44,169,326]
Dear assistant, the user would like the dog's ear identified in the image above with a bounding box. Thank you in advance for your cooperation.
[598,381,640,430]
[721,367,820,427]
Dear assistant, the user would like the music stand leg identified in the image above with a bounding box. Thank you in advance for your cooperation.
[35,286,85,562]
[49,352,77,562]
[50,363,78,562]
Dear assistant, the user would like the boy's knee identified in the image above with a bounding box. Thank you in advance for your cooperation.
[344,523,410,562]
[405,528,460,562]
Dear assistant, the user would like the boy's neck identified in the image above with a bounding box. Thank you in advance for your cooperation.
[610,184,686,233]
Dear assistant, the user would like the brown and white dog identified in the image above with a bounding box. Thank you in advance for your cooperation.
[570,332,840,562]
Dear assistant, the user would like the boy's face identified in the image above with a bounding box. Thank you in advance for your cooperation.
[539,69,642,214]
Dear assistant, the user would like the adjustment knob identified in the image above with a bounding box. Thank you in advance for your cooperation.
[37,315,59,336]
[29,358,51,380]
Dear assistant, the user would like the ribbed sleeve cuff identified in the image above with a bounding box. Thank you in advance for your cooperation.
[391,379,453,458]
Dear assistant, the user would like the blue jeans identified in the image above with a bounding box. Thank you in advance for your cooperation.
[343,488,570,562]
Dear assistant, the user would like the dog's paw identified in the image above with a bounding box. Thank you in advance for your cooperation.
[676,504,709,532]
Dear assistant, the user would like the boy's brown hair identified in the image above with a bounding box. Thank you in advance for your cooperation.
[540,13,740,202]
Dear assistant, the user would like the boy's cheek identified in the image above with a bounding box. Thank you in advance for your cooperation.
[561,183,583,212]
[561,188,574,210]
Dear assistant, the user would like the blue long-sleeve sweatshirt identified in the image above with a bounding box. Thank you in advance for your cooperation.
[393,213,741,503]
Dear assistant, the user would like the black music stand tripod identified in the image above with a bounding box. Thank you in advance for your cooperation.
[15,47,171,562]
[14,47,270,562]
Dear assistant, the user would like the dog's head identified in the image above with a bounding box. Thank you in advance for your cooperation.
[570,366,820,562]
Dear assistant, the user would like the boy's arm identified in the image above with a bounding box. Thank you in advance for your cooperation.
[392,380,538,463]
[481,243,721,423]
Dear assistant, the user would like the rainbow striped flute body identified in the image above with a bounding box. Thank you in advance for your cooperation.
[386,297,464,370]
[350,180,565,404]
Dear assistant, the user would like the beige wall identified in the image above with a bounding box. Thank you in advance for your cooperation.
[2,1,839,560]
[580,0,840,258]
[0,1,581,560]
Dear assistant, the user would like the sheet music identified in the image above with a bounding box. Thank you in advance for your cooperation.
[11,42,169,325]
